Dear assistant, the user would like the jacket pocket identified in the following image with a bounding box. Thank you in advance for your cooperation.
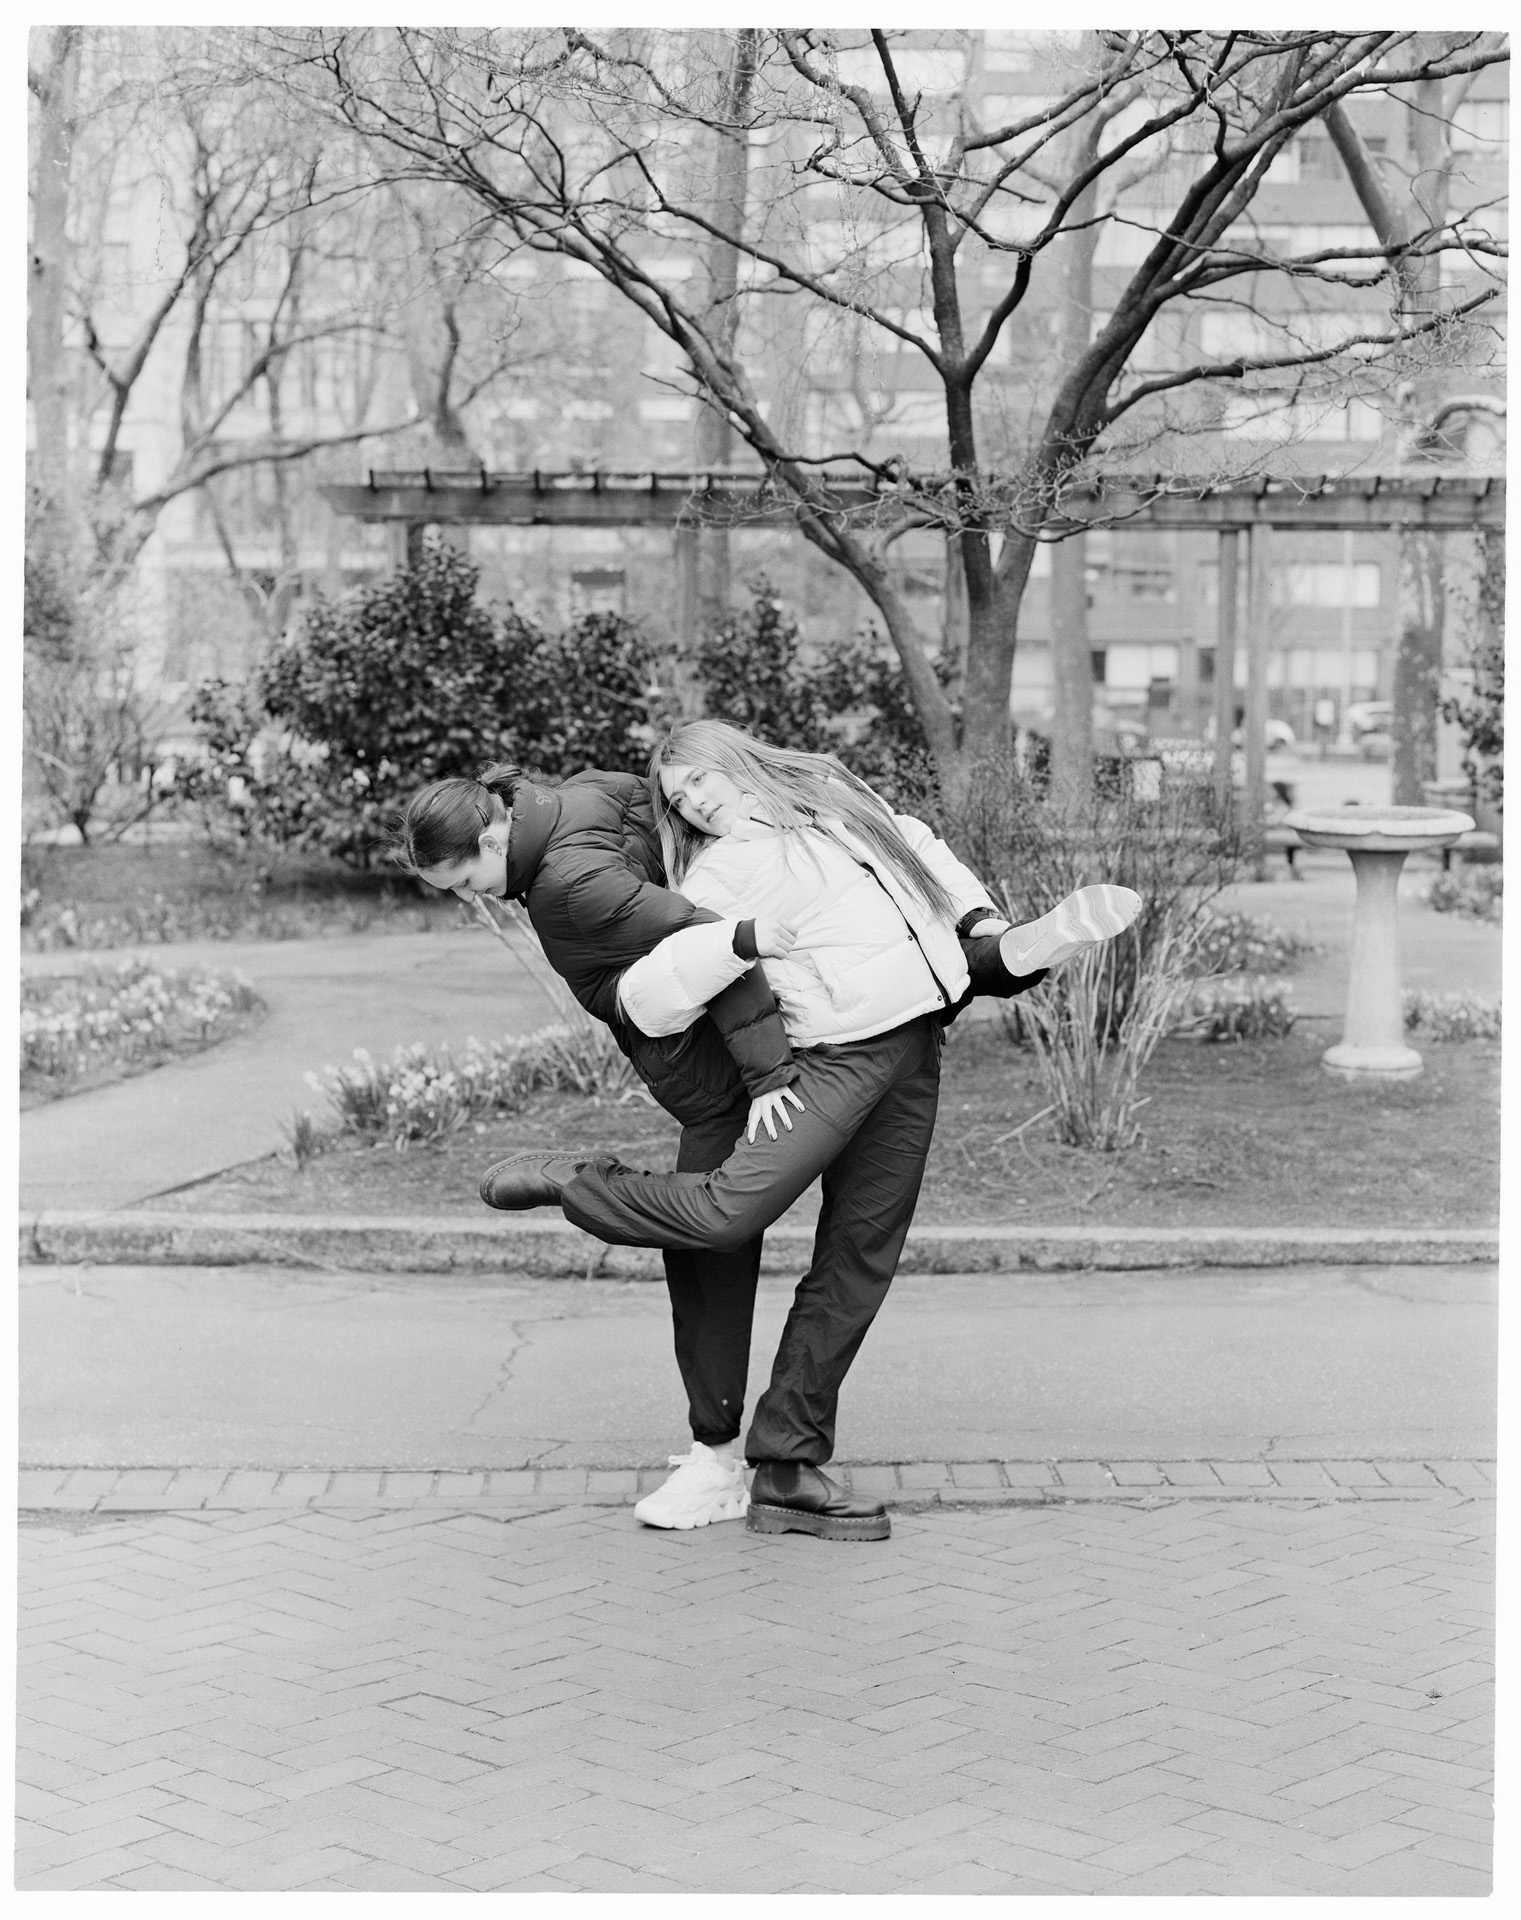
[810,949,870,1016]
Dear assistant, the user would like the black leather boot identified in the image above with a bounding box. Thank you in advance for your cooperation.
[746,1461,890,1541]
[479,1152,592,1210]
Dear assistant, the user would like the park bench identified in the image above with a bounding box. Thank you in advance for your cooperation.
[1263,823,1303,878]
[1441,829,1501,871]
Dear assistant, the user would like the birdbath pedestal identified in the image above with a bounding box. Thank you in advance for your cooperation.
[1282,805,1475,1079]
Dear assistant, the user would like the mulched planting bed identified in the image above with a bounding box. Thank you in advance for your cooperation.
[154,1023,1500,1232]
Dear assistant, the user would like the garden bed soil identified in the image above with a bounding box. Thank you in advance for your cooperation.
[22,838,460,948]
[152,1025,1500,1232]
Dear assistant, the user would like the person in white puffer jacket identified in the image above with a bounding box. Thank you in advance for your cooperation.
[622,807,985,1050]
[482,720,1140,1542]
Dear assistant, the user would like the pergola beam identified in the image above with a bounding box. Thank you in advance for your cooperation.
[321,469,1506,533]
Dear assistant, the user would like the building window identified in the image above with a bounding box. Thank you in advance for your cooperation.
[1277,563,1382,608]
[571,568,625,617]
[1090,649,1107,685]
[1451,101,1508,151]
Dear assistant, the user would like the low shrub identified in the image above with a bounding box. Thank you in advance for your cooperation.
[950,752,1244,1039]
[308,1023,636,1150]
[1195,910,1318,976]
[1403,990,1502,1041]
[950,753,1243,1145]
[1011,914,1203,1151]
[23,887,449,951]
[1174,975,1297,1042]
[21,959,263,1097]
[1425,867,1502,925]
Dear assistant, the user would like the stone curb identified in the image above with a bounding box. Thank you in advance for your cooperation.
[17,1210,1499,1275]
[17,1458,1495,1515]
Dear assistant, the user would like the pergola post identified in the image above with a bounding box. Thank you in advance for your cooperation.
[674,524,699,658]
[389,521,428,569]
[1242,523,1273,863]
[1211,528,1240,811]
[1175,627,1201,738]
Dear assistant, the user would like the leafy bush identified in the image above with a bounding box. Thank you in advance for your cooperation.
[696,582,833,749]
[308,1024,634,1150]
[21,960,262,1097]
[1403,989,1501,1041]
[1440,530,1503,807]
[1175,975,1297,1042]
[695,578,941,810]
[1426,867,1502,924]
[172,546,665,866]
[523,609,668,775]
[1195,910,1318,977]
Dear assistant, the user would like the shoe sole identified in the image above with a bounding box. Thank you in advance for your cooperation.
[746,1501,890,1541]
[1004,886,1141,974]
[634,1495,749,1531]
[478,1159,562,1211]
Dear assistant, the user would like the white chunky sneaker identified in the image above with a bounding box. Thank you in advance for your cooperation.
[634,1444,750,1531]
[1000,884,1142,974]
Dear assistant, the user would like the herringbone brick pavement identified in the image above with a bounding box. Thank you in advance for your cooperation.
[17,1493,1492,1893]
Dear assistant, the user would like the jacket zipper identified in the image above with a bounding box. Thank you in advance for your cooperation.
[853,857,953,1009]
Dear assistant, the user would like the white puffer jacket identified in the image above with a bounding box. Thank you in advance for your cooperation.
[617,813,999,1048]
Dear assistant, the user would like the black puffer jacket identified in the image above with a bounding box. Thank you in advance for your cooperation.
[498,771,797,1125]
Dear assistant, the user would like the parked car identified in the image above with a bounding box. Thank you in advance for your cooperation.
[1345,701,1392,741]
[1229,718,1297,752]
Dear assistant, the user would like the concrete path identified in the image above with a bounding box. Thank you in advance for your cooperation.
[22,1263,1495,1471]
[20,929,559,1214]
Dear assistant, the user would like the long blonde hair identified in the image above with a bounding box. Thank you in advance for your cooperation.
[649,720,956,921]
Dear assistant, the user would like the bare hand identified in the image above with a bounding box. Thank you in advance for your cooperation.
[752,917,799,960]
[746,1085,805,1144]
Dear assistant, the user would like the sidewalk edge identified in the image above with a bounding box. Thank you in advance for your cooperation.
[18,1210,1499,1275]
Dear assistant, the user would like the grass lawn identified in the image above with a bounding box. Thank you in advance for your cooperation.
[155,1023,1499,1231]
[22,836,460,949]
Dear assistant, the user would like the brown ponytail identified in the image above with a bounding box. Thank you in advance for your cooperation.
[393,764,521,874]
[477,762,523,806]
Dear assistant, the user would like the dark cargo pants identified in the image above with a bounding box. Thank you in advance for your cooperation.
[663,1105,760,1451]
[563,1016,944,1464]
[659,936,1039,1454]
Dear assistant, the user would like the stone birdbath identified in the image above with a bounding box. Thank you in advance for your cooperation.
[1281,804,1475,1079]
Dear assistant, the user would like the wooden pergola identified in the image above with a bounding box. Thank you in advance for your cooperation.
[324,466,1503,532]
[321,468,1505,832]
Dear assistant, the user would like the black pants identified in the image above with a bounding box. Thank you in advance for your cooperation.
[662,1104,758,1450]
[649,942,1039,1458]
[566,1017,945,1465]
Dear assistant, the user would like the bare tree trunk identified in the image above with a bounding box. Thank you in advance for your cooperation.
[940,532,968,696]
[1393,531,1445,804]
[27,27,81,569]
[690,31,757,640]
[1332,69,1456,805]
[1049,534,1092,799]
[693,403,731,634]
[1388,73,1453,803]
[1047,119,1100,798]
